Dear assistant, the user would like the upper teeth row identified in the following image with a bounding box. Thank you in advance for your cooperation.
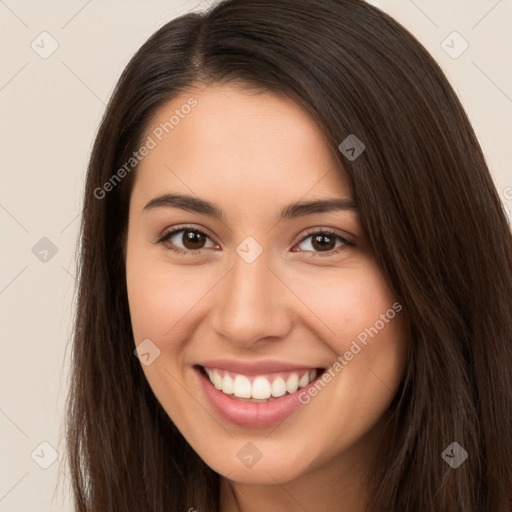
[204,368,318,399]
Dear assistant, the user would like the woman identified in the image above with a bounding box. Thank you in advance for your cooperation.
[65,0,512,510]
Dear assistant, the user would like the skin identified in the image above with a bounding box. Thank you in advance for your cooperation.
[125,83,409,512]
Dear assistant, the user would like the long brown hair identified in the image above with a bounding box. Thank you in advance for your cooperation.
[64,0,512,510]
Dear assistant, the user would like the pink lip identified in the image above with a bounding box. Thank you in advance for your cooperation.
[194,365,324,428]
[197,358,320,376]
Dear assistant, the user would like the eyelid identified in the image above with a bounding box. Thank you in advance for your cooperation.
[157,224,217,244]
[296,226,354,246]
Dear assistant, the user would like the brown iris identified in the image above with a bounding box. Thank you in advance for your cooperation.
[181,230,207,250]
[310,233,337,252]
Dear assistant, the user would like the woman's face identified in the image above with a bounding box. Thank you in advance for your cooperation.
[125,84,408,485]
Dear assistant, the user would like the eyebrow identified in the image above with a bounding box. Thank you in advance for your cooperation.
[143,193,358,220]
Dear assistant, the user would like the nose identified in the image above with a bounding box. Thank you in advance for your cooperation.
[209,251,293,348]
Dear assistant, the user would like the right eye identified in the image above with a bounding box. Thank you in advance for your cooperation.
[158,226,219,256]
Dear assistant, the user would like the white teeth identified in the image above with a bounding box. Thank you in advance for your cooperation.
[252,377,272,399]
[298,372,310,389]
[223,373,234,395]
[271,377,287,397]
[204,367,321,399]
[233,375,252,398]
[212,370,223,390]
[286,373,299,394]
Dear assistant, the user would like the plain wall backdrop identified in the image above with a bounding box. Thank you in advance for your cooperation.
[0,0,511,510]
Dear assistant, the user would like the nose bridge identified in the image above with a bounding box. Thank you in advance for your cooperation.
[210,247,291,345]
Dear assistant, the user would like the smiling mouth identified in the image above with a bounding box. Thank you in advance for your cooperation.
[197,365,325,403]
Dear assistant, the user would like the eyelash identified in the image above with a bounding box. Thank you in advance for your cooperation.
[157,225,354,258]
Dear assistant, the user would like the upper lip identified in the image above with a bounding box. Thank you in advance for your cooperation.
[197,359,324,376]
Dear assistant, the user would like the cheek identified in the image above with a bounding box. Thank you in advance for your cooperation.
[125,252,206,421]
[127,271,177,337]
[126,249,217,352]
[288,261,400,343]
[290,261,408,399]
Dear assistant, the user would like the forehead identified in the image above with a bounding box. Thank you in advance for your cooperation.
[131,84,350,209]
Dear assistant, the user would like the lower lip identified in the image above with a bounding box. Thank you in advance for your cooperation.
[195,366,323,428]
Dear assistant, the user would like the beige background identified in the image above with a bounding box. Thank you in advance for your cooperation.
[0,0,510,510]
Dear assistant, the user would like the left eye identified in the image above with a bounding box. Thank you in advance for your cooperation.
[293,231,349,254]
